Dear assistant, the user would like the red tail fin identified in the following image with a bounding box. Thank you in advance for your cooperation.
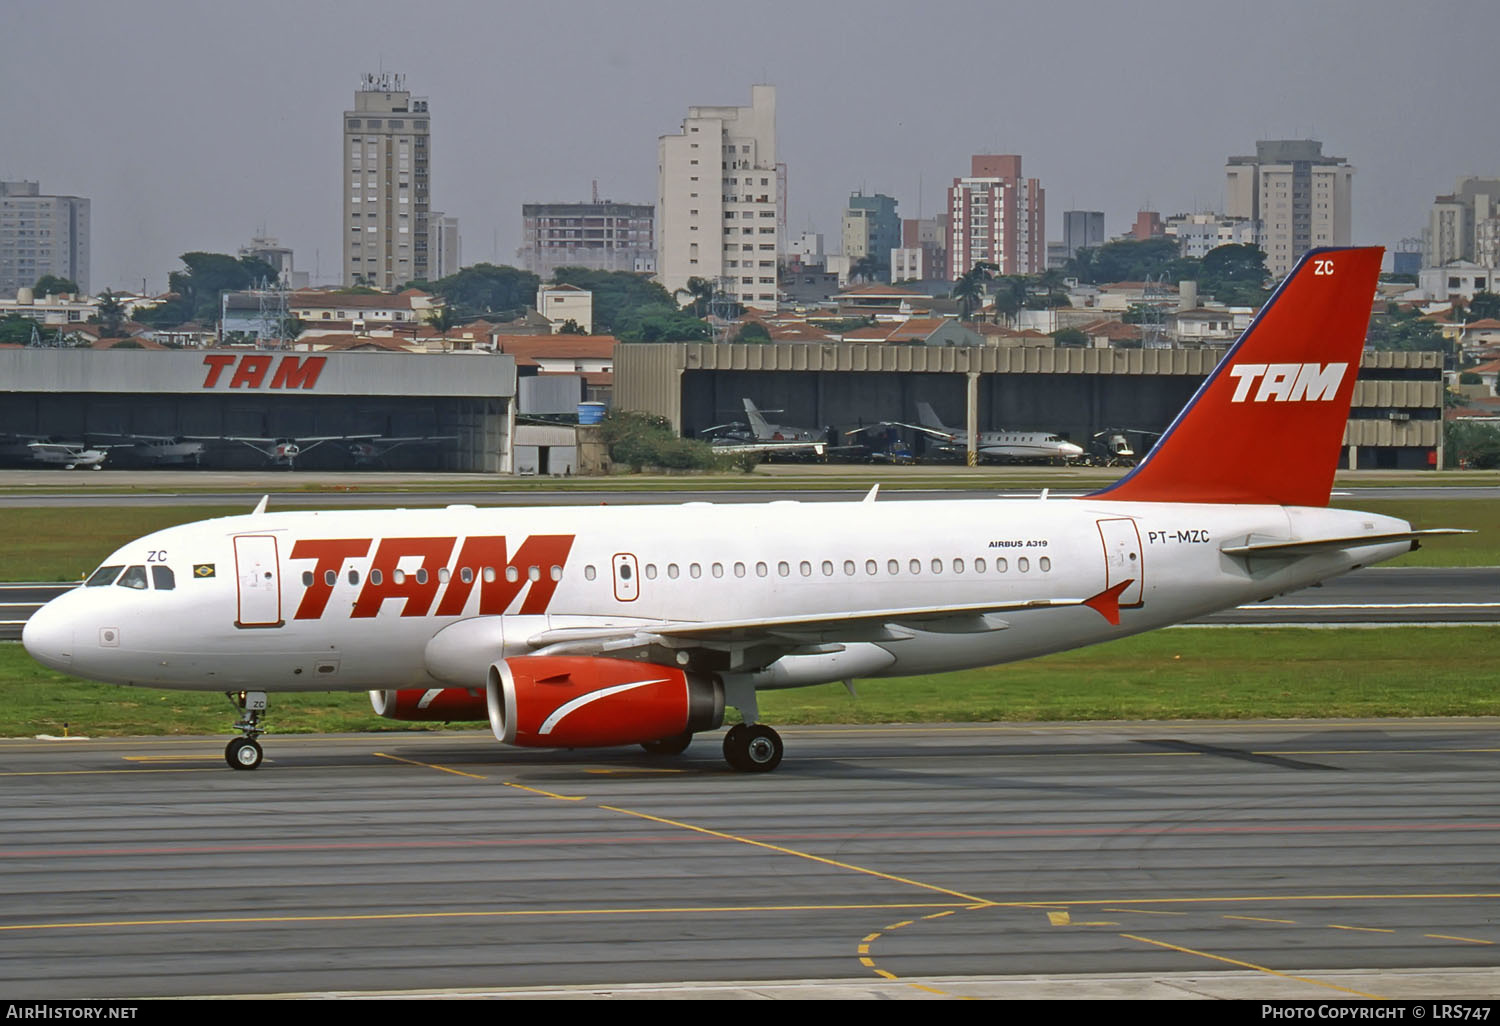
[1089,247,1381,507]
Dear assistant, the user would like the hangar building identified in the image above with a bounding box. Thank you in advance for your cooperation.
[0,349,515,472]
[615,343,1446,470]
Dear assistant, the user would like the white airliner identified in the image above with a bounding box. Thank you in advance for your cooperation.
[903,402,1086,463]
[22,248,1459,773]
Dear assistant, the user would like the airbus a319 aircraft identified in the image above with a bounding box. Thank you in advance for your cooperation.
[23,248,1459,773]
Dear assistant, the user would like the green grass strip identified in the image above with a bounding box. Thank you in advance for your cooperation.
[4,626,1496,739]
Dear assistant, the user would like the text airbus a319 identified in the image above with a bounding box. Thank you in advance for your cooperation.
[22,248,1462,772]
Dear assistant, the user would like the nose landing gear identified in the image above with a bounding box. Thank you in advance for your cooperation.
[225,690,268,770]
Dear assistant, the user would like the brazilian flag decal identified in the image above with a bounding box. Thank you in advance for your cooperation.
[193,564,216,579]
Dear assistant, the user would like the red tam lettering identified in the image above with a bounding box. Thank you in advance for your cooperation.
[351,537,458,618]
[290,538,372,620]
[228,354,274,388]
[202,353,237,388]
[434,535,575,616]
[270,356,326,390]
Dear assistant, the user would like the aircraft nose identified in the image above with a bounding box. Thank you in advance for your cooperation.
[1063,442,1084,456]
[22,597,74,671]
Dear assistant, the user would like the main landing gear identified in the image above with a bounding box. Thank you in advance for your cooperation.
[722,723,783,772]
[225,690,267,770]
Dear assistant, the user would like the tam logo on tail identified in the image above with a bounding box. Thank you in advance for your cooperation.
[1089,247,1383,508]
[1227,362,1348,403]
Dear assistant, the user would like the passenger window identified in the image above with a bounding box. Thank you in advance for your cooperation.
[799,561,812,577]
[733,562,745,578]
[865,560,877,576]
[151,566,176,591]
[484,567,497,583]
[821,561,833,577]
[689,563,701,579]
[975,558,987,573]
[755,562,767,577]
[953,559,964,574]
[325,569,337,586]
[416,568,429,585]
[348,569,360,585]
[778,561,790,577]
[645,564,658,580]
[1040,557,1051,572]
[461,567,474,584]
[909,559,920,575]
[931,559,943,574]
[370,569,383,586]
[711,563,723,578]
[667,563,680,579]
[1019,557,1030,572]
[117,565,148,590]
[86,565,124,587]
[527,566,540,582]
[888,559,899,575]
[550,565,562,581]
[996,558,1008,572]
[301,571,314,587]
[584,565,597,581]
[505,566,519,583]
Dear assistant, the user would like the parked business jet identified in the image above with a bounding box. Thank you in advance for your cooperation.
[23,249,1461,773]
[704,399,829,458]
[903,402,1086,463]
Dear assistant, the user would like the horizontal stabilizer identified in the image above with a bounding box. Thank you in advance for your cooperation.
[1220,529,1473,559]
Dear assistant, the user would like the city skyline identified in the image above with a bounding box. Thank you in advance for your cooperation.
[1,0,1495,294]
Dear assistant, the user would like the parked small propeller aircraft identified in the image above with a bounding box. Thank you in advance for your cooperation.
[219,434,380,470]
[702,399,830,458]
[0,437,108,470]
[22,249,1466,774]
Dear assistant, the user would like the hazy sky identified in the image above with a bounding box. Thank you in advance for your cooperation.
[3,0,1496,293]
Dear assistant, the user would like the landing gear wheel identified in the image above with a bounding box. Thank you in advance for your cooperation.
[225,736,263,770]
[723,723,783,773]
[641,731,693,756]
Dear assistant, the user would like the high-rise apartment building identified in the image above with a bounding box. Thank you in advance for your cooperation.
[1225,140,1352,278]
[519,202,654,279]
[0,181,90,297]
[1063,210,1104,259]
[1425,177,1500,268]
[946,155,1045,279]
[428,212,462,281]
[657,85,779,309]
[841,192,900,280]
[343,73,431,290]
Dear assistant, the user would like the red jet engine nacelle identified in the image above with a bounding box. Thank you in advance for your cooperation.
[487,656,724,748]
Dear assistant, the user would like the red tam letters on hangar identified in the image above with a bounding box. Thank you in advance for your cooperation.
[201,354,327,389]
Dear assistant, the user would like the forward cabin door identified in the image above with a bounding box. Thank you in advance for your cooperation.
[1096,518,1144,607]
[234,535,284,628]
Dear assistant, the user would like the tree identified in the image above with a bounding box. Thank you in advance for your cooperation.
[149,252,281,328]
[95,290,127,337]
[737,322,771,343]
[851,255,882,284]
[1052,327,1088,347]
[1466,291,1500,321]
[951,261,996,322]
[683,277,716,317]
[551,267,679,334]
[1199,244,1269,307]
[425,304,461,340]
[32,275,79,297]
[1366,306,1450,362]
[1445,421,1500,469]
[425,264,539,320]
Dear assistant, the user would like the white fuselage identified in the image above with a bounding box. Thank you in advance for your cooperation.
[23,498,1412,695]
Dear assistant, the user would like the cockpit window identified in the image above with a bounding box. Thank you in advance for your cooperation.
[86,565,125,587]
[151,566,176,591]
[117,565,149,590]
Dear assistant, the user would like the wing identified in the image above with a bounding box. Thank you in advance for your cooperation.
[521,591,1120,666]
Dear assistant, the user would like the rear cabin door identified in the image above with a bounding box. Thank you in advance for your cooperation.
[234,535,284,627]
[1096,518,1144,607]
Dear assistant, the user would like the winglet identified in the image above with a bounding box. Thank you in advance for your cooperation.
[1083,579,1134,626]
[863,484,879,504]
[251,494,269,516]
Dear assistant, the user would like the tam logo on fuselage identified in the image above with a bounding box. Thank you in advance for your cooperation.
[1227,362,1347,403]
[289,535,575,619]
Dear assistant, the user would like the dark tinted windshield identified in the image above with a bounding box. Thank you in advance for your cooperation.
[86,565,124,587]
